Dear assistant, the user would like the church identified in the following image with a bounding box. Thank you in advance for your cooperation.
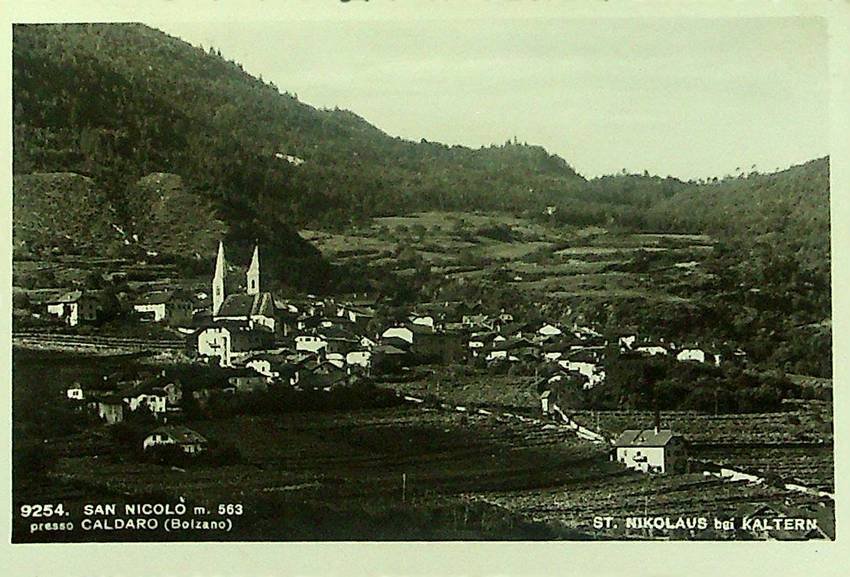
[192,241,277,367]
[212,241,276,331]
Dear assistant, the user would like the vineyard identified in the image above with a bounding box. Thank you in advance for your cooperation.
[693,447,834,492]
[567,402,832,445]
[473,470,834,539]
[30,401,834,540]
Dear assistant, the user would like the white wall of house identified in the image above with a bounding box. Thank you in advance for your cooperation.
[97,403,123,424]
[636,346,668,356]
[246,359,276,378]
[48,300,95,326]
[677,349,706,363]
[561,360,605,388]
[134,303,166,322]
[126,394,166,414]
[295,335,327,353]
[143,434,203,454]
[252,314,276,331]
[346,350,372,367]
[66,386,84,400]
[326,353,345,368]
[411,316,434,328]
[198,327,232,366]
[615,446,667,473]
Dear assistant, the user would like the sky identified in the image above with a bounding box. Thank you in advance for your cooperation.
[148,9,828,181]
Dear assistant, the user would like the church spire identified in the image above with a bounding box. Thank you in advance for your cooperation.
[247,244,260,295]
[212,240,226,315]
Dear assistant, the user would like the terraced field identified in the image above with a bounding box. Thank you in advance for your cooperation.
[305,211,714,305]
[568,402,833,445]
[474,471,833,539]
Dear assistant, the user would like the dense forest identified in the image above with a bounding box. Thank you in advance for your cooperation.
[13,23,586,229]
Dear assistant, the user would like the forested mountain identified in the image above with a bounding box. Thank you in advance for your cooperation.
[12,23,830,307]
[13,22,585,231]
[645,158,829,269]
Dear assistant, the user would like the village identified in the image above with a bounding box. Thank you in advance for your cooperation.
[20,238,762,481]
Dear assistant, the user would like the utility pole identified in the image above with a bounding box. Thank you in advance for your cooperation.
[402,473,407,503]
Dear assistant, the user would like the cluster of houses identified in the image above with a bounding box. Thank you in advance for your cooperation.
[49,240,749,471]
[47,240,743,411]
[64,368,209,455]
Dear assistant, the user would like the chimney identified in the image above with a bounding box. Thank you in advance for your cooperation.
[653,406,661,434]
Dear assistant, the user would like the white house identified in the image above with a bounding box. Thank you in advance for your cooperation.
[96,397,124,424]
[46,290,99,326]
[619,335,637,350]
[295,335,328,354]
[196,325,234,366]
[540,390,553,414]
[636,345,668,357]
[611,429,685,474]
[66,384,84,400]
[124,391,167,415]
[325,353,346,368]
[468,338,485,357]
[676,348,721,366]
[194,321,274,367]
[143,425,208,454]
[559,360,606,389]
[346,350,372,368]
[133,291,194,326]
[676,348,706,363]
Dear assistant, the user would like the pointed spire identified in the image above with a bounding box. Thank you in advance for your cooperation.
[212,241,226,316]
[246,243,260,295]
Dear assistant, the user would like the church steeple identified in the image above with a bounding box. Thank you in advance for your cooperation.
[212,241,226,315]
[247,244,260,295]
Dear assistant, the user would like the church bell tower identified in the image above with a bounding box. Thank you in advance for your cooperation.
[212,241,226,315]
[247,244,260,295]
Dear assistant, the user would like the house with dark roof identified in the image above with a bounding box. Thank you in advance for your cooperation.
[96,395,125,425]
[143,425,208,454]
[133,290,194,326]
[46,290,100,326]
[372,344,410,374]
[191,319,275,367]
[611,428,686,474]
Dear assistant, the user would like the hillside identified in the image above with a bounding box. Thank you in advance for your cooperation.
[12,23,830,302]
[13,173,121,256]
[13,22,586,229]
[12,171,330,291]
[644,158,830,274]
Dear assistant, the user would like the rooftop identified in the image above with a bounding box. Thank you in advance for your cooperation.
[613,429,677,447]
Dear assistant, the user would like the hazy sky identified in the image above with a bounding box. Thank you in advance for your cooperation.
[150,13,828,180]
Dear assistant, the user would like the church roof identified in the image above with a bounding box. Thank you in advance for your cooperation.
[216,292,274,318]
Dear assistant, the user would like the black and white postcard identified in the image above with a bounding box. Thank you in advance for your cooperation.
[3,0,848,575]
